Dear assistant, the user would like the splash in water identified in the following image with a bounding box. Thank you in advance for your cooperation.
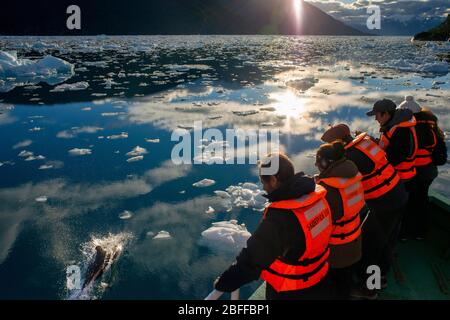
[67,232,133,300]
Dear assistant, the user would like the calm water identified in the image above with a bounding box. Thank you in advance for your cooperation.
[0,36,449,299]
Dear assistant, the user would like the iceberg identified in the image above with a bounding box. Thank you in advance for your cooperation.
[0,51,74,92]
[51,81,89,92]
[13,140,32,149]
[68,148,92,156]
[153,231,172,240]
[126,146,148,157]
[200,220,251,252]
[205,206,215,214]
[107,132,128,140]
[119,210,133,220]
[192,178,216,188]
[126,156,144,162]
[145,138,160,143]
[217,183,268,212]
[35,196,48,203]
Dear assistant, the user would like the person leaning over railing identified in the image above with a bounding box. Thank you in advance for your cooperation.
[214,153,333,300]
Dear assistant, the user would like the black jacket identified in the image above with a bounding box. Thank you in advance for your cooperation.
[346,142,408,213]
[214,173,331,299]
[414,110,439,181]
[381,108,416,167]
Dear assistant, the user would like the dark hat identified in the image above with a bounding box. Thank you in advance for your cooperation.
[321,124,351,143]
[366,99,397,116]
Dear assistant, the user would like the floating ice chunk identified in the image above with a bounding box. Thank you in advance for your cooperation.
[205,206,215,214]
[420,62,449,74]
[101,112,123,117]
[39,164,54,170]
[179,190,186,194]
[241,183,259,191]
[107,132,128,140]
[29,127,43,132]
[119,210,133,220]
[222,183,268,212]
[261,122,276,127]
[13,140,32,149]
[82,107,92,111]
[126,146,148,157]
[18,150,33,158]
[232,110,259,116]
[200,220,251,252]
[51,81,89,92]
[193,178,216,188]
[69,148,92,156]
[127,156,144,162]
[214,190,231,199]
[35,196,48,203]
[146,231,155,237]
[0,51,74,92]
[153,231,172,240]
[145,138,160,143]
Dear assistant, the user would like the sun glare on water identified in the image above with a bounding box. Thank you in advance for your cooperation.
[293,0,303,33]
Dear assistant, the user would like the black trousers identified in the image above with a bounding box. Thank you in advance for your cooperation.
[329,267,354,299]
[401,178,434,239]
[355,209,385,285]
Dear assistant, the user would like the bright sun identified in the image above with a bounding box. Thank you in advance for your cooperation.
[293,0,303,33]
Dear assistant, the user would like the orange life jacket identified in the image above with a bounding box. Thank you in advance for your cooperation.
[317,174,364,245]
[415,119,437,167]
[379,117,418,180]
[346,133,401,200]
[260,185,332,292]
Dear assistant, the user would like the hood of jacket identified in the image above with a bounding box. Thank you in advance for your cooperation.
[318,158,359,180]
[382,108,414,132]
[265,172,316,202]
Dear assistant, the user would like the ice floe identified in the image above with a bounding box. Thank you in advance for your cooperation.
[126,146,148,157]
[107,132,128,140]
[35,196,48,203]
[153,231,172,240]
[126,156,144,163]
[200,220,251,252]
[215,183,268,212]
[57,126,103,139]
[51,81,89,92]
[0,51,74,92]
[145,138,160,143]
[205,206,215,214]
[192,178,216,188]
[68,148,92,156]
[119,210,133,220]
[12,140,32,149]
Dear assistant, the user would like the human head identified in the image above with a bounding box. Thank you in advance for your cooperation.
[315,141,346,173]
[321,124,352,144]
[366,99,396,126]
[259,153,295,193]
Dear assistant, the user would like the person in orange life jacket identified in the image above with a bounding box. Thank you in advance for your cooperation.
[398,96,445,240]
[314,141,364,299]
[321,124,409,299]
[366,99,418,182]
[214,153,333,300]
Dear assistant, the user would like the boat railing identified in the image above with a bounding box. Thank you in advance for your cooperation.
[204,289,240,300]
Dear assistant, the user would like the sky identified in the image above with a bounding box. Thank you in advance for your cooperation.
[310,0,450,27]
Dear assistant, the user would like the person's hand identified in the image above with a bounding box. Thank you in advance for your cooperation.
[213,277,220,289]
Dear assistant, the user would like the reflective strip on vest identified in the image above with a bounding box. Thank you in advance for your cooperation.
[260,191,332,292]
[317,176,364,245]
[379,118,418,181]
[351,137,400,200]
[415,122,437,167]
